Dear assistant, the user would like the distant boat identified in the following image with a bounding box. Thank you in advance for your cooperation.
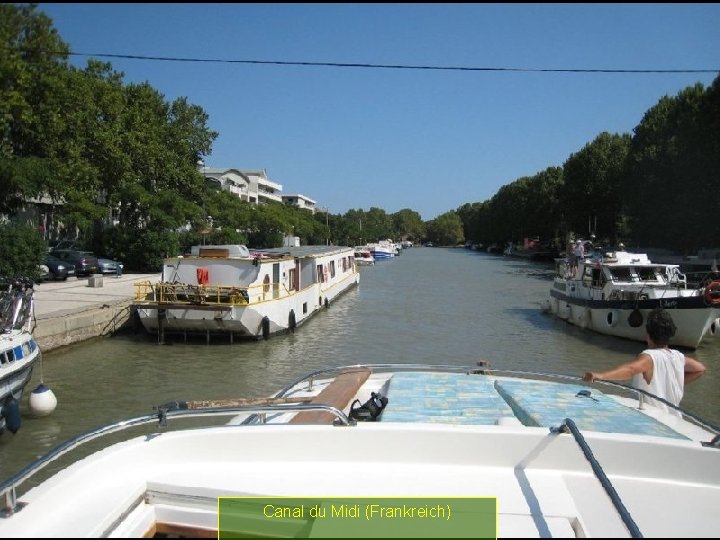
[353,247,375,266]
[134,244,360,342]
[366,240,396,260]
[545,249,720,348]
[0,278,41,434]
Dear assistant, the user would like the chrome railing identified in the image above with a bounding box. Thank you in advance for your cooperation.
[0,403,351,517]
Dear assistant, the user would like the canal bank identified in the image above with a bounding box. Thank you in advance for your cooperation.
[32,273,158,352]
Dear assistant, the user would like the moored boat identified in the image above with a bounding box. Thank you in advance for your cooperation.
[0,278,41,435]
[1,362,719,537]
[353,247,375,266]
[366,240,397,260]
[133,244,360,342]
[546,249,720,348]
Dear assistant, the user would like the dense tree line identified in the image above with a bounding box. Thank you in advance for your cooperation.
[458,78,720,254]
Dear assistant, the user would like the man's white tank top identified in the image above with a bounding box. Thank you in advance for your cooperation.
[631,348,685,415]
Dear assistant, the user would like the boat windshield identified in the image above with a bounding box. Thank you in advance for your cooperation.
[608,266,666,283]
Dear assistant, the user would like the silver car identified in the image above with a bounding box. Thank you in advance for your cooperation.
[97,257,124,275]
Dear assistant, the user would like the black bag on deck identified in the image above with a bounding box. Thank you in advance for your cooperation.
[349,392,388,421]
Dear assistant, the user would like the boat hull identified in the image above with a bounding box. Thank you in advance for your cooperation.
[548,288,719,348]
[0,333,40,433]
[136,274,359,339]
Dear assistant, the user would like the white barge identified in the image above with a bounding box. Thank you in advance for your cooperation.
[134,245,359,342]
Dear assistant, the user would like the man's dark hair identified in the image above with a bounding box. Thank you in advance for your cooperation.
[645,308,677,346]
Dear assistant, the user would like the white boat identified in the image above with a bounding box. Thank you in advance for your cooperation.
[366,240,396,260]
[353,247,375,266]
[0,278,41,435]
[546,249,720,348]
[1,363,719,537]
[134,244,360,341]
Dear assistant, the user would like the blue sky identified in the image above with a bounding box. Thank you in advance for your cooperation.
[38,3,720,221]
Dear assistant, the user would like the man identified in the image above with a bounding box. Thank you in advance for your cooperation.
[583,308,706,415]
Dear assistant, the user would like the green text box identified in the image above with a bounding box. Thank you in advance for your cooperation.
[219,496,496,538]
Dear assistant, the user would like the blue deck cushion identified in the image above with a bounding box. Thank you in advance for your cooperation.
[381,372,515,425]
[494,380,687,440]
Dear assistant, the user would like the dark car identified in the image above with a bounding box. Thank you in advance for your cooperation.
[45,254,76,281]
[50,249,99,277]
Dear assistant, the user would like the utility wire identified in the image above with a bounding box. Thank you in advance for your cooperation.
[65,51,718,74]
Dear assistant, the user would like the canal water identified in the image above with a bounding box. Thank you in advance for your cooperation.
[3,247,719,482]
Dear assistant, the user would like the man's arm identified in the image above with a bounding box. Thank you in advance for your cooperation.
[684,356,706,385]
[583,354,652,383]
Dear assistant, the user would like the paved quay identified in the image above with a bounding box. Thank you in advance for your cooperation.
[32,273,159,352]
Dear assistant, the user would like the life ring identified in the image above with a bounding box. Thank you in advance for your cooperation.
[704,280,720,306]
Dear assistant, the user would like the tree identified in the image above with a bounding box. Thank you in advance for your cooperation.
[425,212,464,246]
[0,4,70,213]
[392,208,425,242]
[625,80,719,252]
[0,223,46,279]
[560,132,630,245]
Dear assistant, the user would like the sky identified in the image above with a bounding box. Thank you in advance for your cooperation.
[37,3,720,221]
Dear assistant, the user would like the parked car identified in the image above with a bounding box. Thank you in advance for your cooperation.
[50,249,99,277]
[45,254,75,281]
[97,257,124,275]
[37,263,50,282]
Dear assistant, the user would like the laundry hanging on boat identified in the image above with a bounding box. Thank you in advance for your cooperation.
[196,267,209,285]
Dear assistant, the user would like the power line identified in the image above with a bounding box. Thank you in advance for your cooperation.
[65,51,718,74]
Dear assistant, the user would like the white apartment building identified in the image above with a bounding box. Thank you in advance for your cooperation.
[281,194,317,213]
[200,167,282,205]
[201,166,318,213]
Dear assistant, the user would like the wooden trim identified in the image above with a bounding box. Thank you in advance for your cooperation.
[199,247,230,258]
[152,522,217,538]
[289,369,372,424]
